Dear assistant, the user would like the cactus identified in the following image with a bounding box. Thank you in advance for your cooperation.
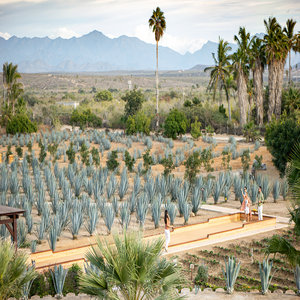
[50,265,68,299]
[261,177,271,200]
[112,196,119,217]
[272,180,281,203]
[48,224,58,251]
[151,197,162,229]
[103,205,115,234]
[259,259,273,295]
[222,256,241,294]
[213,181,222,204]
[133,174,141,195]
[295,265,300,295]
[136,193,149,227]
[70,203,83,239]
[166,201,177,225]
[17,219,27,247]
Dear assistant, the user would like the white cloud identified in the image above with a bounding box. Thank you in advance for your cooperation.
[0,32,11,39]
[134,24,207,54]
[49,27,80,39]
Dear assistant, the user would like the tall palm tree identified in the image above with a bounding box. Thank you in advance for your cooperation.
[264,17,289,121]
[149,7,166,130]
[250,37,265,127]
[80,232,185,299]
[204,38,232,121]
[231,27,253,126]
[0,239,37,300]
[2,62,22,115]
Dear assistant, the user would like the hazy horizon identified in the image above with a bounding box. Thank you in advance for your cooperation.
[0,0,299,55]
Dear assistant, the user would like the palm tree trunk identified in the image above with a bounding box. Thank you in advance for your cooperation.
[237,67,247,126]
[253,61,264,127]
[275,60,284,119]
[155,41,159,130]
[267,61,276,122]
[289,49,291,85]
[226,92,231,122]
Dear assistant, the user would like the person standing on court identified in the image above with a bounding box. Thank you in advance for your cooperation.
[257,186,264,221]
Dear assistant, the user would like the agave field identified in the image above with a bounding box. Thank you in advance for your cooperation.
[0,129,288,252]
[178,229,299,293]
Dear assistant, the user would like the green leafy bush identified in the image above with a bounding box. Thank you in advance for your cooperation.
[122,89,145,118]
[6,114,37,134]
[16,146,23,158]
[161,154,175,177]
[94,90,113,101]
[243,121,261,142]
[125,150,135,172]
[241,149,250,174]
[184,151,202,183]
[66,142,76,164]
[265,116,300,176]
[91,147,100,166]
[191,117,201,140]
[143,149,153,173]
[107,150,119,172]
[164,109,187,139]
[194,265,208,285]
[201,148,214,172]
[126,112,151,135]
[70,109,102,129]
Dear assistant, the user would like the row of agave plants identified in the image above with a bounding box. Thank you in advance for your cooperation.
[0,146,287,252]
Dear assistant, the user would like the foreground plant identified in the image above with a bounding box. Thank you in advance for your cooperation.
[259,259,273,295]
[0,239,37,300]
[80,232,185,299]
[222,256,241,294]
[50,264,68,299]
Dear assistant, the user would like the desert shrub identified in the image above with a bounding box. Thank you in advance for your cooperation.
[184,151,202,183]
[126,112,151,135]
[125,150,135,172]
[241,149,250,174]
[70,109,102,129]
[142,150,153,173]
[48,143,58,161]
[191,117,201,140]
[16,146,23,158]
[6,114,37,134]
[107,150,119,172]
[94,90,112,101]
[91,147,100,166]
[184,100,192,107]
[161,154,175,177]
[201,148,214,172]
[39,142,47,163]
[122,89,145,118]
[243,121,261,142]
[164,109,188,139]
[194,265,208,285]
[281,86,300,117]
[265,116,300,176]
[66,142,76,164]
[221,149,231,170]
[218,104,227,119]
[80,142,89,165]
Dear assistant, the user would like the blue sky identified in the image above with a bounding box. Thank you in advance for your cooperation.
[0,0,299,54]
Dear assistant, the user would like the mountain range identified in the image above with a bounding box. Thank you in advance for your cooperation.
[0,30,299,73]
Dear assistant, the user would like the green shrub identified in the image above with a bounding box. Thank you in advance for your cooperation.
[39,142,47,163]
[184,151,202,183]
[94,90,113,101]
[91,147,100,166]
[66,142,76,164]
[191,117,201,140]
[243,121,261,142]
[265,116,300,176]
[125,150,135,172]
[122,89,145,118]
[16,146,23,158]
[201,148,214,172]
[194,265,208,285]
[164,109,187,139]
[6,114,37,134]
[143,149,153,173]
[107,150,119,172]
[80,142,89,165]
[70,109,102,129]
[241,149,250,174]
[126,112,151,135]
[161,154,175,177]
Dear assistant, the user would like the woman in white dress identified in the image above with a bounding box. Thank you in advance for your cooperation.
[164,210,174,252]
[241,187,252,222]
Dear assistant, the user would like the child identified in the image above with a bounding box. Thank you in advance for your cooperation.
[241,187,252,222]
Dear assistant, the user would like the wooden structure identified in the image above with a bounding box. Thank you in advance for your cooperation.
[0,205,25,250]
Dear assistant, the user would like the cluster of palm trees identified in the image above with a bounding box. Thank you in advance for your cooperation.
[205,17,299,127]
[2,62,23,118]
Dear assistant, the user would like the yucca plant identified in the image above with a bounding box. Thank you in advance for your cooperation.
[191,187,201,215]
[17,219,27,248]
[129,192,136,215]
[136,193,149,228]
[222,256,241,294]
[50,265,68,299]
[104,205,115,234]
[112,196,119,217]
[182,201,191,225]
[86,203,99,236]
[213,181,222,204]
[259,259,273,295]
[70,206,83,240]
[48,225,58,252]
[272,180,281,203]
[282,179,289,201]
[261,177,271,200]
[118,168,129,200]
[151,199,161,229]
[119,202,131,230]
